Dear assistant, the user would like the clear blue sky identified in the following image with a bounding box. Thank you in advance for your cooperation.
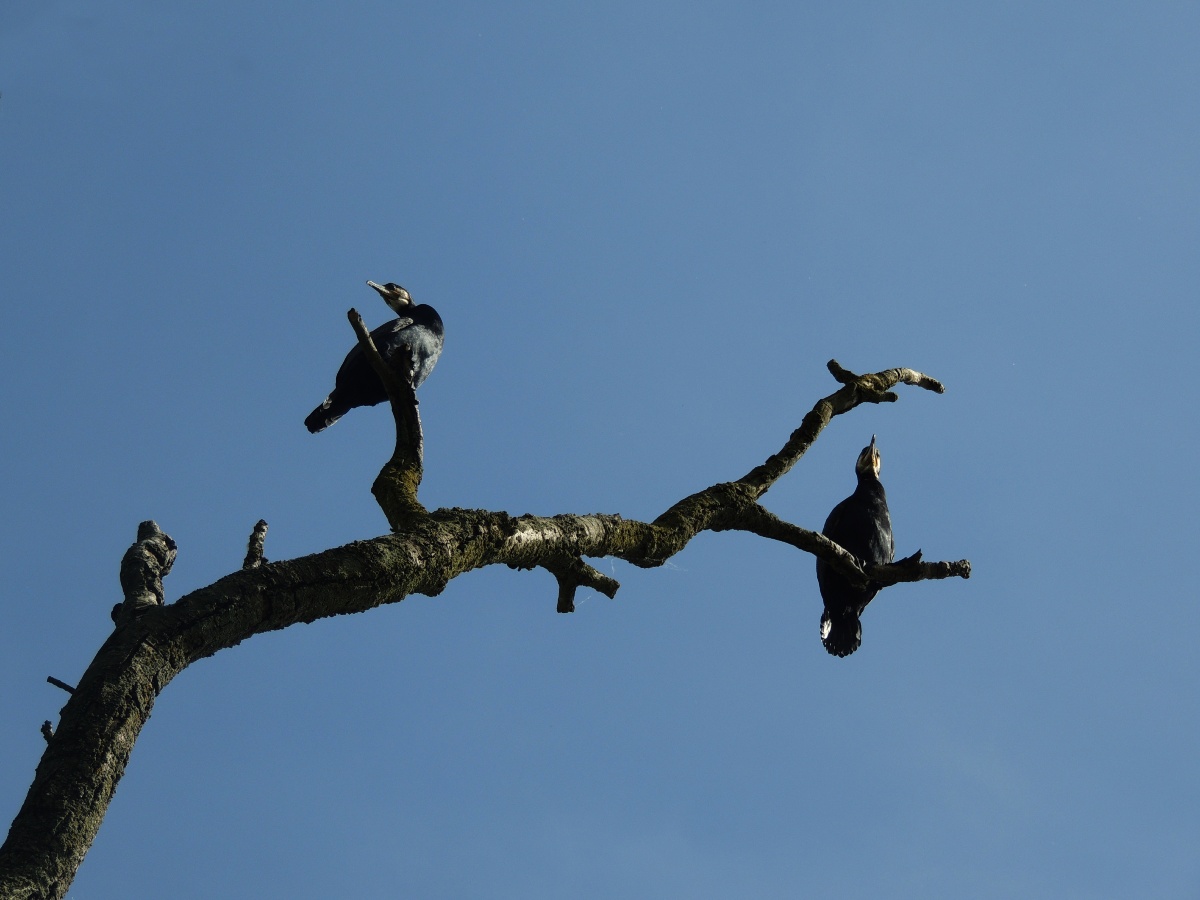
[2,3,1198,897]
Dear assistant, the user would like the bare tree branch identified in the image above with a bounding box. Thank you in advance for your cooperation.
[0,359,970,900]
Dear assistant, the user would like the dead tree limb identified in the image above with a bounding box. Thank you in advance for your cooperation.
[0,359,969,900]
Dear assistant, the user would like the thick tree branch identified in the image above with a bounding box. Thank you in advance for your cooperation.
[0,360,970,900]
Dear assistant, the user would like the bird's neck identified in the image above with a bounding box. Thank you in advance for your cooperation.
[855,475,886,499]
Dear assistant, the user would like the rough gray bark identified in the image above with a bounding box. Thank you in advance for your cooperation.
[0,358,970,900]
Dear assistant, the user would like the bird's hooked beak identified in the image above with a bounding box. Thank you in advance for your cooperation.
[366,280,413,313]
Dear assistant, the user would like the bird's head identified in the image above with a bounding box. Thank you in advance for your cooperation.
[820,610,862,657]
[854,434,882,480]
[367,280,413,314]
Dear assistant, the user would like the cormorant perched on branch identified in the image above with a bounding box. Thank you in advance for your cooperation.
[305,281,444,433]
[816,435,895,657]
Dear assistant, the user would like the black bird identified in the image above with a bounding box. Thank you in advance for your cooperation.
[816,435,895,657]
[305,281,444,433]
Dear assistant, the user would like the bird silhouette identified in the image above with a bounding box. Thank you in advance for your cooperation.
[305,281,444,433]
[816,435,895,657]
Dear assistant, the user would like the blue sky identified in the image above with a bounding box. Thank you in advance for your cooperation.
[2,2,1198,897]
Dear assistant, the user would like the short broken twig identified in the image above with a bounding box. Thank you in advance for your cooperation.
[46,676,75,695]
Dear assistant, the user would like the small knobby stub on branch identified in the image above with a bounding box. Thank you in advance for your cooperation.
[243,519,269,569]
[347,308,426,529]
[112,520,176,624]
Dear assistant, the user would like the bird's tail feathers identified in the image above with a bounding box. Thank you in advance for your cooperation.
[304,397,343,434]
[820,611,863,658]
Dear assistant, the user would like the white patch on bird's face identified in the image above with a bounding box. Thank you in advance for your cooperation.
[384,294,411,314]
